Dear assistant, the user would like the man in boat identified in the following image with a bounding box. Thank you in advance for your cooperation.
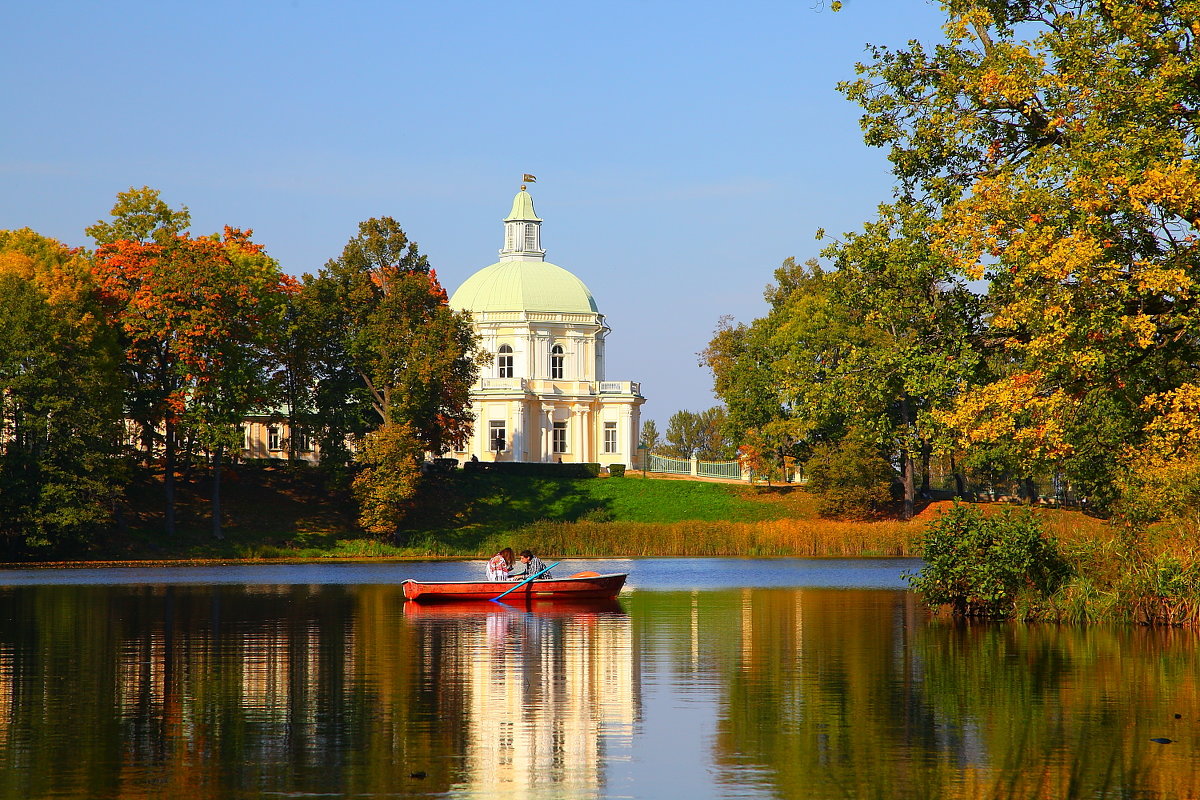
[511,550,551,580]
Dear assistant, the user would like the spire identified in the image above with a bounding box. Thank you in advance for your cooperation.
[500,185,545,262]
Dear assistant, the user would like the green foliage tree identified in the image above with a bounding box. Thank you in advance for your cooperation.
[908,504,1071,618]
[663,407,734,460]
[0,230,125,554]
[304,218,482,456]
[85,186,191,246]
[305,218,481,533]
[639,419,661,452]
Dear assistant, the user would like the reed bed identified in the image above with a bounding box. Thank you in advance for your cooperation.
[473,517,924,558]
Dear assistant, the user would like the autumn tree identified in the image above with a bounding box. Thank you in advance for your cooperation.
[0,230,125,553]
[91,192,291,537]
[841,0,1200,512]
[305,217,481,536]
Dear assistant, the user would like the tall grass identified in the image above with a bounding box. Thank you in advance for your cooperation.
[474,517,923,558]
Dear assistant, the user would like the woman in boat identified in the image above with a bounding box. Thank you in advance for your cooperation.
[486,547,515,581]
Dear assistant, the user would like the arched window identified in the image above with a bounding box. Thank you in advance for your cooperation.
[524,223,537,250]
[550,344,564,380]
[497,344,514,378]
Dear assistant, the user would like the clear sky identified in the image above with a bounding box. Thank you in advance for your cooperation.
[3,0,947,428]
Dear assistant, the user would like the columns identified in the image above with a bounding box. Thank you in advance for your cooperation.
[513,401,526,460]
[542,405,554,462]
[572,404,589,463]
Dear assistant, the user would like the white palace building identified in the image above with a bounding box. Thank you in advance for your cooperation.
[448,186,645,466]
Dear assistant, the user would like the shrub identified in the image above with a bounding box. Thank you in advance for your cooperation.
[804,438,894,519]
[608,463,626,477]
[907,504,1071,618]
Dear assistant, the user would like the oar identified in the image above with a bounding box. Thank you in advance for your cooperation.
[492,561,561,602]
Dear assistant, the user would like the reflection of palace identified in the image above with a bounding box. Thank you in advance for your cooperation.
[436,607,638,798]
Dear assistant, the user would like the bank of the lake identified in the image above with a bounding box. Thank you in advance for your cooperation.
[34,464,1110,563]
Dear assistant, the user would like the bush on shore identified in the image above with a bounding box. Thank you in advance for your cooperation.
[910,503,1200,626]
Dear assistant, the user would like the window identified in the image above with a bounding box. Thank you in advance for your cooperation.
[552,421,568,454]
[551,344,564,380]
[295,430,313,452]
[489,420,506,452]
[524,223,537,250]
[497,344,513,378]
[603,422,618,454]
[268,425,282,451]
[243,425,252,451]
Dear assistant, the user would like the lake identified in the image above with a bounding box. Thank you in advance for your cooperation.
[0,558,1195,799]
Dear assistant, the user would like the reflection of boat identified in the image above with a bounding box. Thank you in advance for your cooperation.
[402,596,626,617]
[402,573,628,603]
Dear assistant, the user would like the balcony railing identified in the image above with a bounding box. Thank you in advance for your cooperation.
[599,381,641,395]
[475,378,642,397]
[479,377,527,391]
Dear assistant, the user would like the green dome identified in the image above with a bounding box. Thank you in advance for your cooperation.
[450,260,599,314]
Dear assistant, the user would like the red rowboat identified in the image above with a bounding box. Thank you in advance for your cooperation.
[402,572,627,603]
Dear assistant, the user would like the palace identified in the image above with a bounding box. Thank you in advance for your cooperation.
[447,186,645,466]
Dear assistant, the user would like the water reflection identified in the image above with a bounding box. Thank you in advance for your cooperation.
[403,601,636,798]
[0,574,1197,799]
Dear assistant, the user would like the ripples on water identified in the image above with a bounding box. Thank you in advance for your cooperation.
[0,559,1196,799]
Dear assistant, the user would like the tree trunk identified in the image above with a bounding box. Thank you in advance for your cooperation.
[898,397,916,520]
[164,416,176,536]
[212,443,225,540]
[920,441,932,498]
[901,448,915,520]
[950,454,967,499]
[1023,476,1038,505]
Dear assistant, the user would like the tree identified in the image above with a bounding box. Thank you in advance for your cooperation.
[353,423,424,537]
[85,186,190,246]
[92,215,291,537]
[0,230,125,554]
[639,419,661,452]
[304,218,482,535]
[305,218,481,456]
[841,1,1200,512]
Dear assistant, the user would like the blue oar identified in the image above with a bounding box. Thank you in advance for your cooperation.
[492,561,561,602]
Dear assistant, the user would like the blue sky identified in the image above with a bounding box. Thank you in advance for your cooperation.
[3,0,947,428]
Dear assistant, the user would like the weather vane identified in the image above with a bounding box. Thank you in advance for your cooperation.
[521,173,537,190]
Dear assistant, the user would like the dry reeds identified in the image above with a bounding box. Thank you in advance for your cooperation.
[476,517,924,558]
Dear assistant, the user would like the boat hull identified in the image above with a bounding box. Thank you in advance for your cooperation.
[402,572,627,603]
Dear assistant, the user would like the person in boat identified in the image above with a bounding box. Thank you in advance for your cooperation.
[486,548,514,582]
[511,550,551,580]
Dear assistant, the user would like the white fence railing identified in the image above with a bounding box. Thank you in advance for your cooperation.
[647,452,745,480]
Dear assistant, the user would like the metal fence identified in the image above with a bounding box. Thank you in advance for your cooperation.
[647,452,745,480]
[647,453,691,474]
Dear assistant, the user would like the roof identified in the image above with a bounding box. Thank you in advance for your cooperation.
[504,188,542,222]
[449,260,599,314]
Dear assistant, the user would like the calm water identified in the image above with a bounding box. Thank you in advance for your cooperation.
[0,559,1196,799]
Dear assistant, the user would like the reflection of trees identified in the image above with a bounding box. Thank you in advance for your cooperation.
[637,587,1200,800]
[914,622,1200,799]
[0,586,637,800]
